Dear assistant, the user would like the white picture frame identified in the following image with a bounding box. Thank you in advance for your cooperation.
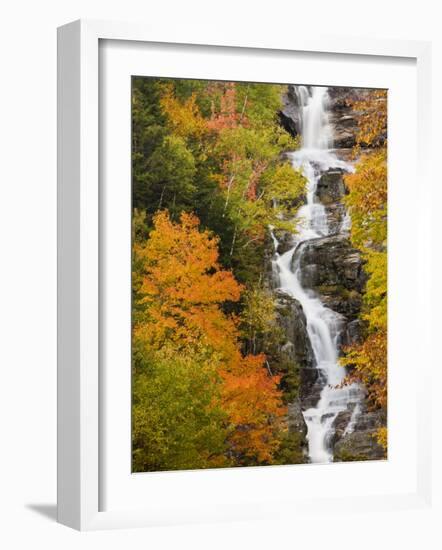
[57,19,432,531]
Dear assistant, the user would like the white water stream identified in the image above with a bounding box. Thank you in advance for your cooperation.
[272,86,362,463]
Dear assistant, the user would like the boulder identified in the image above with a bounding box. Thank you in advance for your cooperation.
[320,289,363,319]
[316,170,346,205]
[297,235,366,294]
[354,409,386,432]
[263,236,279,290]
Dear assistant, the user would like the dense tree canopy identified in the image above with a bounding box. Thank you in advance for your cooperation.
[132,186,295,470]
[132,77,305,283]
[131,78,388,469]
[131,78,308,470]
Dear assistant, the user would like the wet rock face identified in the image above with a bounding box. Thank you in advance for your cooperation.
[296,234,366,321]
[279,84,303,137]
[332,409,353,442]
[300,376,326,410]
[274,291,312,445]
[327,87,371,149]
[274,290,318,399]
[297,235,363,287]
[340,319,365,347]
[316,170,346,205]
[288,399,308,440]
[332,406,386,461]
[280,85,372,150]
[333,429,385,461]
[272,230,295,255]
[315,169,348,233]
[324,204,347,235]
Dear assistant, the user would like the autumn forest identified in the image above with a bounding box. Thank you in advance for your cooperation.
[131,77,388,471]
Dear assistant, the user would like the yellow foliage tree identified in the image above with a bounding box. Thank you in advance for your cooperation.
[345,148,387,249]
[342,90,388,449]
[160,85,207,140]
[351,89,387,149]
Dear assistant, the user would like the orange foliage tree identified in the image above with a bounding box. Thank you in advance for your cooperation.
[221,352,285,463]
[134,210,286,464]
[351,89,387,149]
[134,209,241,356]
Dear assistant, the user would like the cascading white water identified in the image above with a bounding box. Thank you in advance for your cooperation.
[272,86,362,463]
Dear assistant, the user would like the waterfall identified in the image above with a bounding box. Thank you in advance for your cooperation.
[272,86,362,463]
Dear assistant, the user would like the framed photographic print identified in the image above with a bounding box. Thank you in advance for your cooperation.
[57,19,432,530]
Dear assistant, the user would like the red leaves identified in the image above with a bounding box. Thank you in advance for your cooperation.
[206,83,242,132]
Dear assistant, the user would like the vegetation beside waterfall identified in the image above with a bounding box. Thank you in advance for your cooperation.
[132,78,307,471]
[341,90,388,449]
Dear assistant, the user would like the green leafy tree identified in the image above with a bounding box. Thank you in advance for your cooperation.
[132,345,228,472]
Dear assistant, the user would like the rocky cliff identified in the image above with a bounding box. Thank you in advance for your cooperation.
[280,85,375,154]
[272,85,386,462]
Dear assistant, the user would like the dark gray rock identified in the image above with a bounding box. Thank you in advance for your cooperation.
[321,290,363,320]
[324,203,347,235]
[327,87,372,150]
[314,169,348,234]
[332,129,357,149]
[274,290,318,399]
[300,378,326,409]
[332,409,353,442]
[297,235,366,293]
[287,399,308,439]
[263,236,279,290]
[332,405,386,461]
[291,235,366,322]
[278,85,383,151]
[339,319,365,347]
[279,84,303,137]
[272,229,295,255]
[316,170,346,205]
[333,430,386,462]
[354,409,385,432]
